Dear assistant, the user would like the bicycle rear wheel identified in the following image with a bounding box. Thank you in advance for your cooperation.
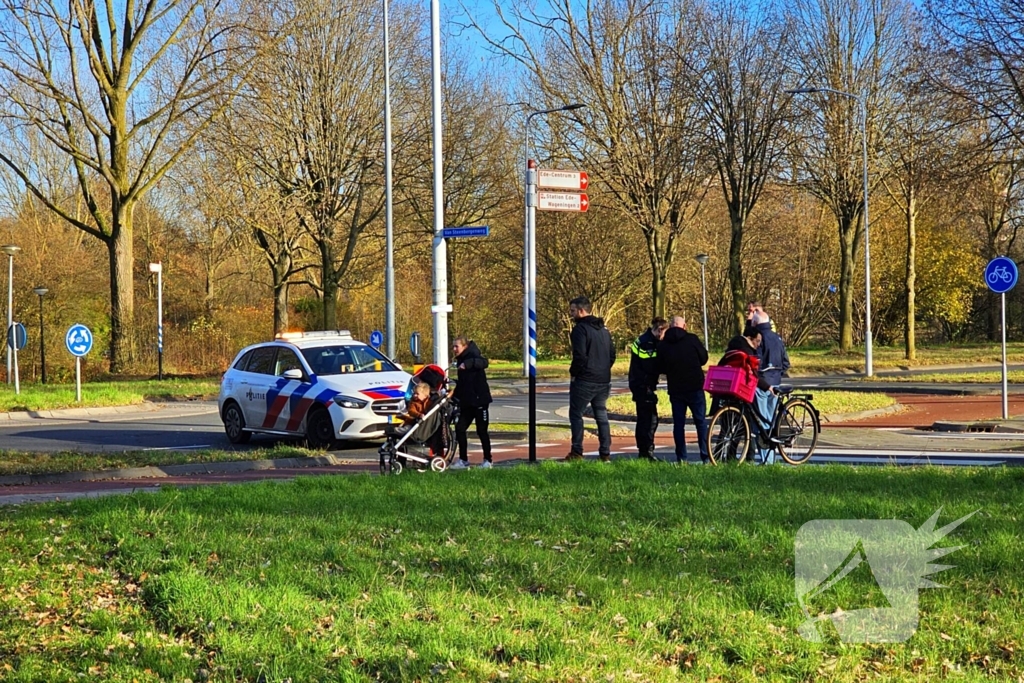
[776,398,819,465]
[707,405,750,465]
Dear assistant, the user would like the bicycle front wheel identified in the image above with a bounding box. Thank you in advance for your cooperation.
[776,398,820,465]
[707,405,750,465]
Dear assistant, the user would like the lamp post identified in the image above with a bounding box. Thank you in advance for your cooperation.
[149,262,163,380]
[523,102,586,464]
[695,254,710,345]
[383,0,396,360]
[2,244,20,385]
[32,287,47,384]
[787,87,873,376]
[429,0,450,369]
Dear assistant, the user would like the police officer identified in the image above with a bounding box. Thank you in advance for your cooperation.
[628,317,668,460]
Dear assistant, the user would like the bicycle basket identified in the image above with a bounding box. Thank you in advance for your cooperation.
[703,365,757,403]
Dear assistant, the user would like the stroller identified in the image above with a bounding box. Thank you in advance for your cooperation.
[378,364,459,474]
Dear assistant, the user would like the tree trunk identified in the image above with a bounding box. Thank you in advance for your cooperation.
[651,263,667,319]
[319,239,338,329]
[272,253,291,335]
[838,213,856,353]
[107,207,136,373]
[729,210,746,335]
[904,189,916,361]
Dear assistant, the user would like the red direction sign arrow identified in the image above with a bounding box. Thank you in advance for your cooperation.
[538,191,589,212]
[538,169,589,191]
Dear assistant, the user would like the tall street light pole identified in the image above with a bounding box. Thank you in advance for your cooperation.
[695,254,710,345]
[149,262,163,380]
[429,0,450,369]
[33,287,47,384]
[383,0,396,360]
[787,87,873,376]
[2,244,20,385]
[523,103,586,464]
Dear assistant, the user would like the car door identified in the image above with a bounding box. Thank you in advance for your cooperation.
[266,346,316,433]
[239,346,278,428]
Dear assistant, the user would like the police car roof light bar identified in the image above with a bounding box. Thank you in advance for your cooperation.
[275,330,353,341]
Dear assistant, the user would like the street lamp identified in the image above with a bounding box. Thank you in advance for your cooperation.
[149,262,163,380]
[695,253,710,345]
[2,244,20,385]
[523,102,587,464]
[383,0,396,360]
[32,287,47,384]
[787,86,873,376]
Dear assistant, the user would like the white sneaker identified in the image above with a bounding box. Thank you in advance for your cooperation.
[479,460,493,469]
[449,459,469,470]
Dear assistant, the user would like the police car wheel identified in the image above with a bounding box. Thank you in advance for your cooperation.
[223,402,251,444]
[306,407,336,450]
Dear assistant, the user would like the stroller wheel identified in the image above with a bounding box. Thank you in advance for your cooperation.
[430,457,447,472]
[390,460,403,475]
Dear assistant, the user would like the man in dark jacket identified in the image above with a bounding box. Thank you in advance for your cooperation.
[450,337,493,469]
[567,296,616,461]
[657,315,709,463]
[628,317,668,460]
[748,311,789,464]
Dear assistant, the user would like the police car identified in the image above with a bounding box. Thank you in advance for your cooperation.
[218,330,412,448]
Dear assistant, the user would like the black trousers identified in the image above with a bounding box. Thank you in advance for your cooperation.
[634,395,658,455]
[456,405,492,462]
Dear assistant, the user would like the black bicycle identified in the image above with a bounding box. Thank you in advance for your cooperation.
[705,385,820,465]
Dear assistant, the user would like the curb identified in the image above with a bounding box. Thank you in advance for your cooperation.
[0,455,365,488]
[932,420,1024,434]
[0,400,217,422]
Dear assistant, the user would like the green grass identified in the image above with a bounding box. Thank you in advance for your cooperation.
[0,464,1020,681]
[489,343,1024,379]
[606,391,896,419]
[0,444,317,478]
[0,378,219,412]
[865,371,1024,384]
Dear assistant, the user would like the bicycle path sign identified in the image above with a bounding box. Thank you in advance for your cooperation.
[985,256,1018,294]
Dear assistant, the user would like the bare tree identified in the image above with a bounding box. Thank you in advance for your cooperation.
[0,0,256,371]
[788,0,913,352]
[689,0,796,334]
[471,0,711,318]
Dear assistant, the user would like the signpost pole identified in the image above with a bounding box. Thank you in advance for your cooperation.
[1002,292,1008,420]
[11,324,19,395]
[528,159,537,464]
[76,357,81,403]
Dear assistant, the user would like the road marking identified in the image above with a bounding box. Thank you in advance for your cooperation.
[814,447,1024,458]
[906,432,1024,440]
[142,444,212,451]
[498,405,524,410]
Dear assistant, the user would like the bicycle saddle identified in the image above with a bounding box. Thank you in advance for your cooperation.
[775,385,794,396]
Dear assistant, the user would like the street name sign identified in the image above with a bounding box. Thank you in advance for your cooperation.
[441,226,490,238]
[537,191,589,212]
[538,169,588,191]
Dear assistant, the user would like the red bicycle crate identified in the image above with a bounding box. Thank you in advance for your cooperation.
[703,365,757,403]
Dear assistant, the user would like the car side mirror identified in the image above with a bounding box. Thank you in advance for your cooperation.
[283,368,304,381]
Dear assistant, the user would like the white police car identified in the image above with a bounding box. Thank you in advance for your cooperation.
[218,330,412,448]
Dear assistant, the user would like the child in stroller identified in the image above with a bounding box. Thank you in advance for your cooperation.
[378,364,459,474]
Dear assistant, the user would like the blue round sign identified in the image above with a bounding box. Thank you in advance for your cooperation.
[65,323,93,357]
[985,256,1019,294]
[6,322,26,351]
[369,329,384,349]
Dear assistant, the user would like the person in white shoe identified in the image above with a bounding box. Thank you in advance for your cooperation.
[450,336,493,469]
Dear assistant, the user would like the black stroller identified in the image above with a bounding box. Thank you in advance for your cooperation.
[378,364,459,474]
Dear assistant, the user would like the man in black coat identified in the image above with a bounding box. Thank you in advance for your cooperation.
[628,317,668,460]
[567,296,616,462]
[450,337,493,469]
[657,315,709,463]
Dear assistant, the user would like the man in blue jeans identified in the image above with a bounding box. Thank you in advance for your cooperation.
[566,296,616,462]
[657,315,709,463]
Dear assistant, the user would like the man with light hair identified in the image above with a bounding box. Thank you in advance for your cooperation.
[657,314,709,463]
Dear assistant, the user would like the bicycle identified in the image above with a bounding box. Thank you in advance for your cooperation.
[705,385,821,465]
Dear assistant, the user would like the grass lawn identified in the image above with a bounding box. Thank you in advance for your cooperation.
[0,378,219,412]
[489,342,1024,379]
[865,371,1024,384]
[0,464,1019,681]
[606,391,896,419]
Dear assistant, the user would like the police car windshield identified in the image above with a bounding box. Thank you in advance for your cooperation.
[300,345,398,376]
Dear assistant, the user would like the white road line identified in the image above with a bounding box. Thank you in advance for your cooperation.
[906,432,1024,440]
[142,444,212,451]
[498,405,524,410]
[537,409,551,414]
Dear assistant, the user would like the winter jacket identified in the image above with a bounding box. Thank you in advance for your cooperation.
[656,326,709,396]
[453,341,492,407]
[628,328,661,399]
[569,315,615,384]
[719,335,771,391]
[753,323,790,387]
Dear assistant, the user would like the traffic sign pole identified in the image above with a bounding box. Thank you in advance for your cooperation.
[527,160,538,464]
[1003,292,1008,419]
[76,357,81,403]
[12,323,18,395]
[985,256,1018,420]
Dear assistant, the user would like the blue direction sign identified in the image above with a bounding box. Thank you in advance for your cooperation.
[369,329,384,349]
[65,324,94,357]
[409,331,421,360]
[985,256,1018,294]
[6,323,26,351]
[441,226,489,239]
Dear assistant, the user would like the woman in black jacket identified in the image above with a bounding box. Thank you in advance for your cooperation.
[450,337,493,469]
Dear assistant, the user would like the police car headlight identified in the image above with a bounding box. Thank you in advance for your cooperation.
[333,395,368,409]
